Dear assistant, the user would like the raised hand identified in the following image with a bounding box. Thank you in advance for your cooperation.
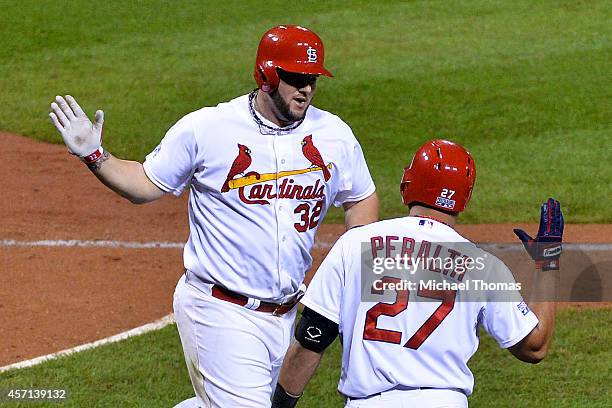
[513,198,564,271]
[49,95,104,161]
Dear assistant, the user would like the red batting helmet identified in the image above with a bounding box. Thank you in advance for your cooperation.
[254,25,333,92]
[400,139,476,213]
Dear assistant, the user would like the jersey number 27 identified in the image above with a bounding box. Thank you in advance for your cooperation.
[363,276,457,349]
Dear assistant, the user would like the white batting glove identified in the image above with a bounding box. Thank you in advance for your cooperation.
[49,95,105,163]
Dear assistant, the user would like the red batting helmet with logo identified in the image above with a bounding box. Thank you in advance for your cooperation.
[254,25,333,92]
[400,139,476,213]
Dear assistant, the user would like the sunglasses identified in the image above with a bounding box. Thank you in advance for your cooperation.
[277,69,318,89]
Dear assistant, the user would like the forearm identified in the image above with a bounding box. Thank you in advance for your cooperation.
[511,269,559,362]
[524,270,559,352]
[510,198,563,363]
[344,192,379,230]
[87,152,165,204]
[278,341,324,396]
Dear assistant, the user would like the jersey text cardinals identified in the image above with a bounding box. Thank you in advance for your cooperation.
[143,94,375,302]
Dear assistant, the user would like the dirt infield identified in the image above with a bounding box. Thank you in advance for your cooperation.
[1,132,610,367]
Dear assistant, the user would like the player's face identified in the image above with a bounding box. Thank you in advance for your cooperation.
[271,70,318,124]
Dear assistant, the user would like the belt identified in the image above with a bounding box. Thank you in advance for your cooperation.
[211,285,300,316]
[347,387,465,401]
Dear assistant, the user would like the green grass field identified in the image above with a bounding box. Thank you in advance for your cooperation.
[1,0,611,407]
[1,0,610,223]
[1,309,610,407]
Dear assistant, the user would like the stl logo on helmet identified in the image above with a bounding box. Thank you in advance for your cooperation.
[306,46,318,63]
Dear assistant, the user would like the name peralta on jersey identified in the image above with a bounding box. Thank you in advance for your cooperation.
[301,216,539,397]
[143,93,375,303]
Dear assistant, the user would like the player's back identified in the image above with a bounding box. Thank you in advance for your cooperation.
[326,216,532,398]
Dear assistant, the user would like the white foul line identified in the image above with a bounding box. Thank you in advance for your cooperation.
[0,239,184,249]
[315,239,612,252]
[1,239,611,251]
[0,314,175,374]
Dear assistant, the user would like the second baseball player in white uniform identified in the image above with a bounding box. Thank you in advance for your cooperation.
[49,25,379,407]
[272,140,563,407]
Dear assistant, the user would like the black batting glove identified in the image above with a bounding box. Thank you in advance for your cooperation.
[513,198,564,271]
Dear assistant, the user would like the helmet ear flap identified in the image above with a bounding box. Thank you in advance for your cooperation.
[400,181,408,205]
[255,64,279,93]
[399,166,411,205]
[399,168,412,205]
[257,66,271,93]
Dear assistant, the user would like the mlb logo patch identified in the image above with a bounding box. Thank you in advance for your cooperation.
[435,196,456,209]
[418,219,434,228]
[150,144,162,158]
[517,301,530,316]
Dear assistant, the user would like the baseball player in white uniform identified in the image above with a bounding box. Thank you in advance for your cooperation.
[49,25,379,407]
[272,140,563,407]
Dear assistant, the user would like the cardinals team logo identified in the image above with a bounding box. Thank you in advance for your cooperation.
[301,135,331,181]
[221,136,332,206]
[221,144,252,193]
[306,46,317,63]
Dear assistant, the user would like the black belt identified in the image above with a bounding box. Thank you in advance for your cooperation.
[348,387,465,400]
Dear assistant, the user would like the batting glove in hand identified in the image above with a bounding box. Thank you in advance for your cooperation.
[513,198,564,271]
[49,95,104,164]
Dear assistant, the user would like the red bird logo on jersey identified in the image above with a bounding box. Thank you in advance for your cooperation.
[301,135,331,181]
[221,144,252,192]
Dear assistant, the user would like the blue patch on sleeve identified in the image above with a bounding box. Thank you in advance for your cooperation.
[517,301,530,316]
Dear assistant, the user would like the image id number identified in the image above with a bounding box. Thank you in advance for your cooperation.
[2,388,68,401]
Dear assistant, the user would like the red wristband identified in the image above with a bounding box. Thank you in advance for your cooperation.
[81,147,104,164]
[536,259,560,271]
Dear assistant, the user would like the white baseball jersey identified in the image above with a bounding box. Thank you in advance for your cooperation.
[302,216,539,397]
[143,92,375,303]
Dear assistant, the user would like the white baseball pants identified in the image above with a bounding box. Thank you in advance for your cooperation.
[345,387,468,408]
[172,274,297,408]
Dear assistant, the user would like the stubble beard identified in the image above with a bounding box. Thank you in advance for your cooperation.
[271,90,308,124]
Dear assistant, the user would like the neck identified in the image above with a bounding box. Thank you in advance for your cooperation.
[408,205,457,227]
[254,90,292,127]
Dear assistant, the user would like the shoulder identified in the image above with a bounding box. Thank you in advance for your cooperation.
[448,239,512,281]
[482,250,513,275]
[182,93,250,125]
[306,105,356,139]
[165,94,251,151]
[337,218,403,244]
